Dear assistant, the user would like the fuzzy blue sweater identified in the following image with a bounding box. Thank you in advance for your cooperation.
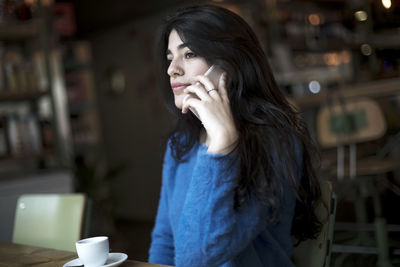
[148,141,300,267]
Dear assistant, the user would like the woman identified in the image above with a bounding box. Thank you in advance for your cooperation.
[149,5,321,267]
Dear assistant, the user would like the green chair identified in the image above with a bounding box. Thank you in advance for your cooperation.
[12,194,87,252]
[317,97,400,267]
[293,180,337,267]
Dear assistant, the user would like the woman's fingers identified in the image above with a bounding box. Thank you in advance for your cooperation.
[182,94,200,118]
[184,82,210,101]
[182,95,201,115]
[196,75,222,101]
[182,71,230,123]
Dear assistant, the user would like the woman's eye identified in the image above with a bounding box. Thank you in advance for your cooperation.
[185,52,196,59]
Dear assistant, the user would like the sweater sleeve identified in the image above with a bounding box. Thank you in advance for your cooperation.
[148,145,175,266]
[174,145,270,267]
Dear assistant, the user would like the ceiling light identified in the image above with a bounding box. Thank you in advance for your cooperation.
[309,81,321,94]
[382,0,391,9]
[361,44,372,56]
[354,11,368,21]
[308,14,321,26]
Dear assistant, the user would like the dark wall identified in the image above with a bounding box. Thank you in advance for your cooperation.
[90,11,174,221]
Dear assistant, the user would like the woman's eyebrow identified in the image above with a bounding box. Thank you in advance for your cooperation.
[166,43,189,56]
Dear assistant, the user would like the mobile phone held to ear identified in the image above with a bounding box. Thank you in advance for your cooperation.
[184,65,224,119]
[204,65,224,88]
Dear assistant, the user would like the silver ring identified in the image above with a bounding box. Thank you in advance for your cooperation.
[207,88,218,93]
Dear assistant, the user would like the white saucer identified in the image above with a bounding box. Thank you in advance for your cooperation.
[63,252,128,267]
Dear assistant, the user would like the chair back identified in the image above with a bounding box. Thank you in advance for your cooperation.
[317,97,386,148]
[293,180,337,267]
[12,194,86,252]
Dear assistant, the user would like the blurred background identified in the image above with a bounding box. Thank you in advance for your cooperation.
[0,0,400,266]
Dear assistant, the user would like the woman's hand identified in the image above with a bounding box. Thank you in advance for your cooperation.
[182,73,238,154]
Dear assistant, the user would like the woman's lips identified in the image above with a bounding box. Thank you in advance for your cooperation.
[171,83,189,92]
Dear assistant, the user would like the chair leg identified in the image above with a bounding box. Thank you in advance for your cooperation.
[331,195,372,267]
[370,176,393,267]
[354,184,372,245]
[375,218,393,267]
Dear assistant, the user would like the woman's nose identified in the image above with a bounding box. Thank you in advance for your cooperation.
[167,60,183,77]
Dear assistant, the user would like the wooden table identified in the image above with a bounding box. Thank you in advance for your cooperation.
[0,242,170,267]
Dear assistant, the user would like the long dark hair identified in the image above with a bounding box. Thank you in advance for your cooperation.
[157,4,321,242]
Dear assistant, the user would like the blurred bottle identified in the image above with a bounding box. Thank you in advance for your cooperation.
[7,113,22,155]
[18,114,29,153]
[0,44,5,93]
[26,114,41,153]
[3,0,16,21]
[0,115,10,156]
[4,61,17,92]
[39,118,53,151]
[24,61,39,90]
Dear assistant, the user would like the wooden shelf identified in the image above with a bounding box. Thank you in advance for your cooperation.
[0,150,53,163]
[73,141,100,154]
[0,20,40,40]
[287,38,358,52]
[0,90,47,102]
[68,102,95,115]
[288,77,400,109]
[370,32,400,50]
[285,32,400,52]
[63,63,92,72]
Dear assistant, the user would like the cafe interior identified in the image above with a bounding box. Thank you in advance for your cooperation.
[0,0,400,266]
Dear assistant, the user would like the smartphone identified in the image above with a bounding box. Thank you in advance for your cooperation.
[184,65,224,119]
[204,65,224,88]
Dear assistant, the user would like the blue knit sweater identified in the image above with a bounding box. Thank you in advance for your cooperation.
[148,141,300,267]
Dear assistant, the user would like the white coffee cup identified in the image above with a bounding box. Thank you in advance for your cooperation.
[76,236,109,267]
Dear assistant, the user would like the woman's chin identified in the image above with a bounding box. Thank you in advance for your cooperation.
[174,94,186,110]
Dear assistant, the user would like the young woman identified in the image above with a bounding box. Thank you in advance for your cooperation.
[149,5,321,267]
